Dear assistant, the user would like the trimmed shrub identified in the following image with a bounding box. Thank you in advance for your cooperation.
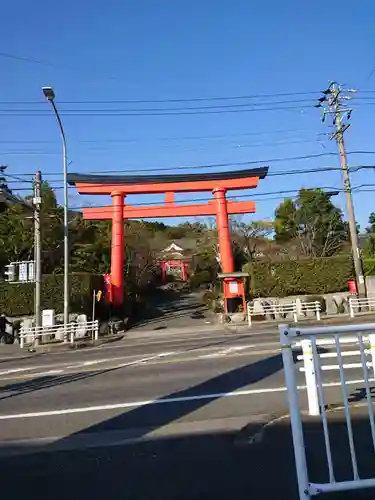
[0,273,104,317]
[244,256,354,298]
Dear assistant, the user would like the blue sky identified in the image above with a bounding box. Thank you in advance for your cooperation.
[1,0,375,228]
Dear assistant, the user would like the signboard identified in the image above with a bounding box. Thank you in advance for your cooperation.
[4,261,35,283]
[229,282,239,294]
[42,309,55,327]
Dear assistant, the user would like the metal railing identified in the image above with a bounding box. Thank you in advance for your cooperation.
[19,320,99,348]
[349,297,375,318]
[247,301,321,326]
[280,322,375,498]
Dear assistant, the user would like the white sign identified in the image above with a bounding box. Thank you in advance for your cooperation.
[18,262,28,282]
[28,262,35,282]
[229,282,239,294]
[42,309,55,327]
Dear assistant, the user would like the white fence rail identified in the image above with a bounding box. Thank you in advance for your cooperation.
[247,301,321,326]
[349,297,375,318]
[19,320,99,348]
[280,322,375,498]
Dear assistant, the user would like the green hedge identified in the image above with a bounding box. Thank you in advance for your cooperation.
[0,273,104,317]
[244,256,355,298]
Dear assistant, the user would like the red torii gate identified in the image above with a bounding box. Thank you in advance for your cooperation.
[67,167,268,308]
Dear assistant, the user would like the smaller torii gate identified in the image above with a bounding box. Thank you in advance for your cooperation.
[68,167,268,311]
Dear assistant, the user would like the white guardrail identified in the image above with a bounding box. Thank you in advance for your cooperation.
[247,301,321,326]
[280,322,375,498]
[19,320,99,348]
[349,297,375,318]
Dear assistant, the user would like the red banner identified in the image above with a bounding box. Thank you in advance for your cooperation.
[103,273,112,303]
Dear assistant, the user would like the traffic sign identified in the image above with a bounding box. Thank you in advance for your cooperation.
[4,261,35,283]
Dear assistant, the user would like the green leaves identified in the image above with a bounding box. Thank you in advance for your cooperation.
[247,256,354,298]
[274,189,348,257]
[0,273,104,316]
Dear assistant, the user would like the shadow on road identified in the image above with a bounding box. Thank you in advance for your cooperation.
[1,414,375,499]
[64,354,284,437]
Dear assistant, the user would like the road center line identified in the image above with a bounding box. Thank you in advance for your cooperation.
[0,378,369,421]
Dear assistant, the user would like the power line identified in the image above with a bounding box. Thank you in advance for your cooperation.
[57,184,375,211]
[65,186,344,211]
[0,137,330,156]
[6,166,344,191]
[5,153,341,180]
[0,128,326,144]
[0,91,322,106]
[0,104,316,117]
[0,98,316,112]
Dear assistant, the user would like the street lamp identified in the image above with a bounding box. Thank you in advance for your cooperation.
[42,86,69,338]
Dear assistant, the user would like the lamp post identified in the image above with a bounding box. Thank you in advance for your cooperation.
[42,87,69,339]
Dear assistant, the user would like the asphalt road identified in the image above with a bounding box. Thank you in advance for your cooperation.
[0,327,374,499]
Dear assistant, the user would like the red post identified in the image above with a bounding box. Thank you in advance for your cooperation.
[182,263,187,281]
[111,192,125,306]
[213,188,234,273]
[161,262,167,283]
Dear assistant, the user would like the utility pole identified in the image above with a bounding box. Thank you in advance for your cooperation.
[33,171,42,346]
[317,82,366,296]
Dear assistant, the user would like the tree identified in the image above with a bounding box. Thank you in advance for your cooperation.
[232,219,274,262]
[274,189,348,258]
[363,213,375,258]
[231,218,274,291]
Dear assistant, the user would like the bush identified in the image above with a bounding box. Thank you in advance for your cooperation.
[0,273,104,317]
[244,256,354,298]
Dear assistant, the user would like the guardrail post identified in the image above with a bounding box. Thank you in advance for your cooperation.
[70,324,74,345]
[369,333,375,379]
[301,339,320,416]
[94,320,99,341]
[20,328,24,349]
[293,305,298,323]
[279,325,311,498]
[247,303,252,327]
[315,301,321,321]
[349,298,355,318]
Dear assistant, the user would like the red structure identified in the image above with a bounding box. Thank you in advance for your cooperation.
[68,167,268,309]
[160,260,188,282]
[158,242,191,283]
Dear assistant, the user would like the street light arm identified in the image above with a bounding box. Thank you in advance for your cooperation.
[50,100,67,153]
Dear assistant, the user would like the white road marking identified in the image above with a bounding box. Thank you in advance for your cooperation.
[0,366,51,376]
[114,352,178,369]
[0,352,180,379]
[0,377,370,421]
[199,345,255,358]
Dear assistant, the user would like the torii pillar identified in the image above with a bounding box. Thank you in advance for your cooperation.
[213,188,234,274]
[111,192,125,305]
